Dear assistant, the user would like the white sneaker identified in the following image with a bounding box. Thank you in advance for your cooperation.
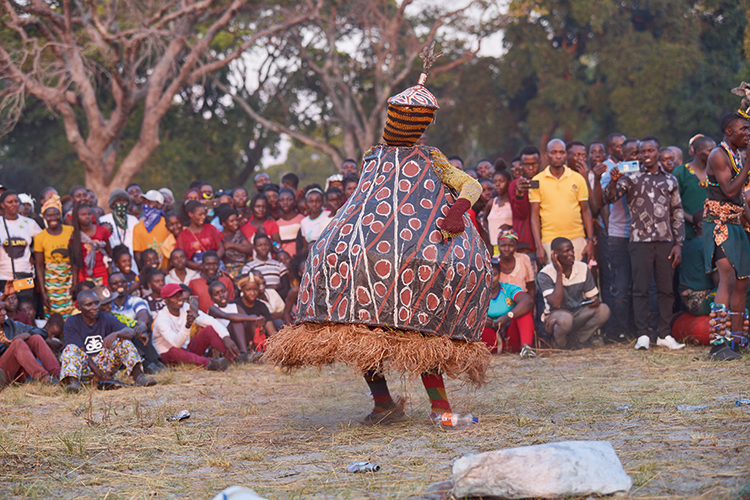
[520,344,536,358]
[656,335,686,350]
[635,335,650,350]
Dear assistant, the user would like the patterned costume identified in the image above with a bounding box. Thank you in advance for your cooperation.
[267,45,492,388]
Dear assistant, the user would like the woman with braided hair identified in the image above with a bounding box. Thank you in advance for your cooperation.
[266,43,492,424]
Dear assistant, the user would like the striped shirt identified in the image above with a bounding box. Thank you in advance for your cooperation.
[241,259,288,287]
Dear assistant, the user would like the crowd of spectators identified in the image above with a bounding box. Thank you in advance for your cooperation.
[0,123,742,390]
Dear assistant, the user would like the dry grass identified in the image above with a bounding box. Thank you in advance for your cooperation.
[0,344,749,499]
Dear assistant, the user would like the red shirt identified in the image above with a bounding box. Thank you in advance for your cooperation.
[240,218,279,242]
[78,225,112,285]
[188,275,235,313]
[175,225,224,261]
[507,178,535,253]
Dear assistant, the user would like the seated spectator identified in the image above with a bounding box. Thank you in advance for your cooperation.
[160,211,183,265]
[108,274,163,373]
[45,313,65,355]
[59,290,155,393]
[241,234,290,300]
[18,300,45,328]
[0,301,60,385]
[496,230,535,295]
[240,193,281,246]
[482,258,535,357]
[165,249,199,286]
[300,187,332,243]
[251,271,285,330]
[188,250,235,313]
[175,200,225,270]
[152,283,239,370]
[218,206,252,279]
[113,244,140,296]
[537,237,610,349]
[140,248,160,275]
[144,269,166,318]
[3,288,32,326]
[276,187,306,258]
[234,274,277,350]
[207,281,261,359]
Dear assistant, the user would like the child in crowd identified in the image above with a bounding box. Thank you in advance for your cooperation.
[113,244,140,296]
[165,248,198,285]
[144,269,166,318]
[160,211,183,264]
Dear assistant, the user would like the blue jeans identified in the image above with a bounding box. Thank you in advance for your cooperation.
[608,236,632,337]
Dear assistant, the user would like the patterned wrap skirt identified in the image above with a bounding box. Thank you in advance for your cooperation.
[45,261,75,318]
[266,145,493,384]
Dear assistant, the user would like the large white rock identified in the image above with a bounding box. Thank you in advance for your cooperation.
[451,440,632,499]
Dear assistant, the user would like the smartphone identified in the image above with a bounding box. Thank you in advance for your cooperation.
[580,299,595,306]
[619,160,640,174]
[12,277,34,292]
[201,199,220,209]
[528,180,540,189]
[189,295,200,316]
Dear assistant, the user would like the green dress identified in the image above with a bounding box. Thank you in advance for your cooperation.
[672,164,708,241]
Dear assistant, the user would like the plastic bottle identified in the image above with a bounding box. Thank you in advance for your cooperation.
[431,412,479,427]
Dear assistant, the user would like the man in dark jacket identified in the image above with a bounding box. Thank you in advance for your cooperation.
[0,301,60,388]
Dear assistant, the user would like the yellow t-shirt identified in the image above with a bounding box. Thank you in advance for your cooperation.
[132,217,170,254]
[528,166,588,242]
[33,226,74,264]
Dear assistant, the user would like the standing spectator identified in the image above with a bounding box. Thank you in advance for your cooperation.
[241,234,291,300]
[300,188,332,243]
[476,159,494,179]
[673,135,715,240]
[447,155,464,170]
[239,194,281,245]
[482,170,513,253]
[126,183,144,218]
[152,283,238,370]
[537,237,611,349]
[133,190,170,268]
[0,301,60,385]
[159,188,175,212]
[59,290,155,393]
[603,135,685,351]
[508,146,541,256]
[100,189,139,273]
[34,195,75,318]
[341,159,358,177]
[325,187,344,218]
[277,187,305,258]
[165,249,199,286]
[530,139,595,265]
[668,146,684,167]
[218,207,252,279]
[232,187,250,225]
[343,177,359,200]
[69,203,112,288]
[188,250,235,313]
[159,211,183,266]
[253,173,271,192]
[175,200,224,270]
[263,184,283,220]
[510,156,523,179]
[0,190,43,305]
[660,148,676,173]
[594,136,639,342]
[281,173,301,198]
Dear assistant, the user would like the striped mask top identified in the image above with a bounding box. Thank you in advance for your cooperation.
[383,84,439,147]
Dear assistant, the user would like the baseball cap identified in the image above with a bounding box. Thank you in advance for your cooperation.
[143,190,165,205]
[160,283,183,299]
[92,286,118,305]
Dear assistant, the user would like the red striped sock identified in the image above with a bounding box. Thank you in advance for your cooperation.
[421,373,452,414]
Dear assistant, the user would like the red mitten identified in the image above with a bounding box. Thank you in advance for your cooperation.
[439,197,471,237]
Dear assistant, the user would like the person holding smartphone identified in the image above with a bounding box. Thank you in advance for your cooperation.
[537,237,610,349]
[507,146,542,259]
[603,135,685,352]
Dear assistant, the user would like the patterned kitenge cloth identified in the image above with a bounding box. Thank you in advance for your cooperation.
[45,262,75,318]
[297,145,491,341]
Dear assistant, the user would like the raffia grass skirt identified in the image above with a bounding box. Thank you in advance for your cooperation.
[264,323,491,386]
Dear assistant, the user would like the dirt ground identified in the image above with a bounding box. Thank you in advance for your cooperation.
[1,344,749,499]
